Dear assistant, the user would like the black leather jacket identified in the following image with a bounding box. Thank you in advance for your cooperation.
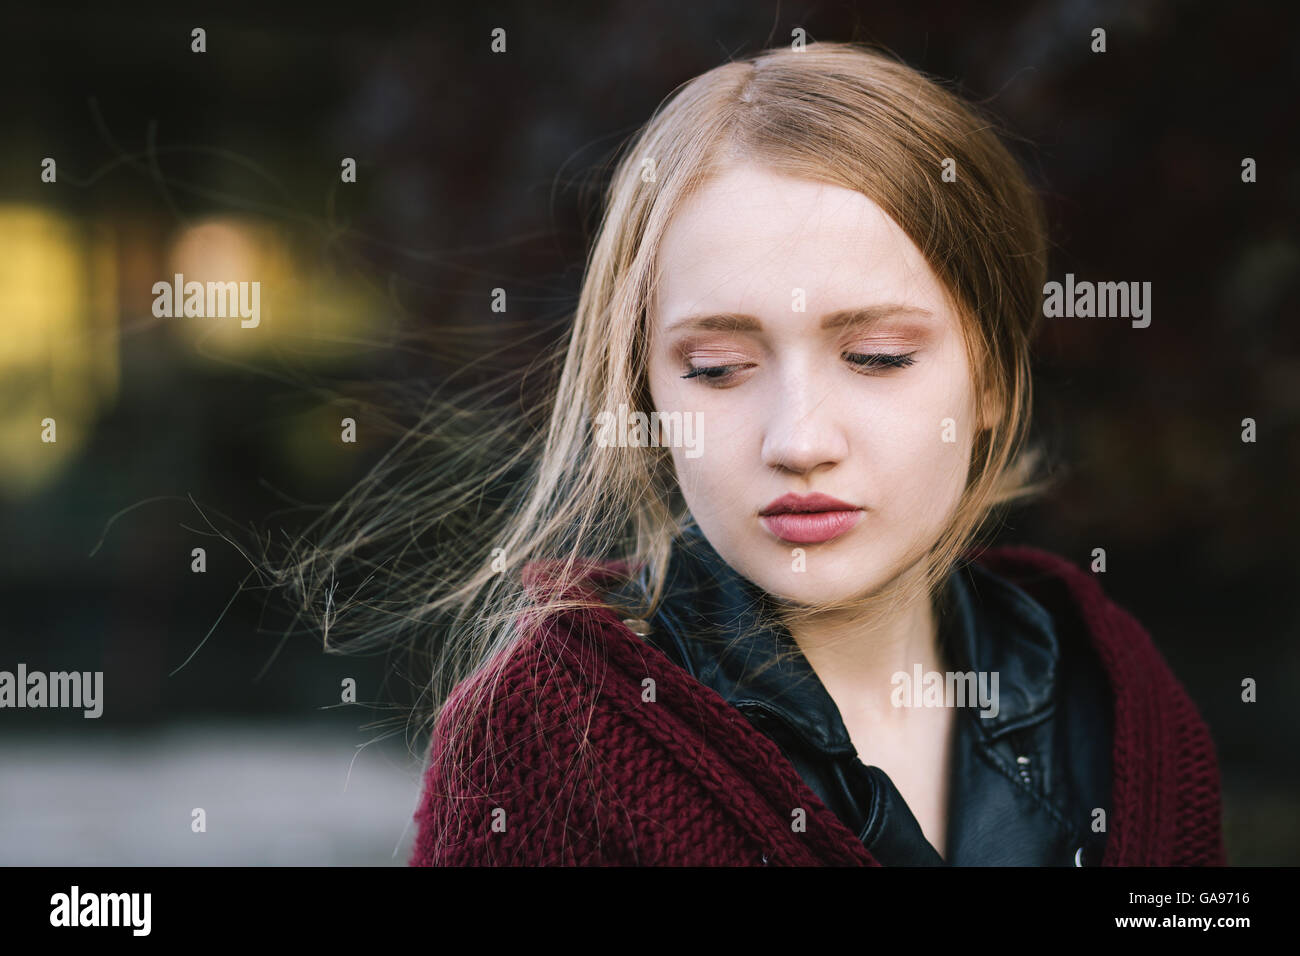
[606,527,1113,866]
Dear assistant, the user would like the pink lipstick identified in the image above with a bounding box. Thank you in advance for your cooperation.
[758,492,864,544]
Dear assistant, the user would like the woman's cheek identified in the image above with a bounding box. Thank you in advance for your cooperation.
[673,421,734,508]
[906,419,973,526]
[671,418,757,544]
[865,405,959,523]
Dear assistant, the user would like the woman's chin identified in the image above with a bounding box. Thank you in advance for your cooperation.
[728,535,934,609]
[741,560,888,609]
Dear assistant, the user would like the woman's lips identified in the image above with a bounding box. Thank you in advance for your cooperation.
[759,509,863,544]
[758,493,864,544]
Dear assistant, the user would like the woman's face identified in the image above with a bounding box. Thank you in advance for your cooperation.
[646,161,986,606]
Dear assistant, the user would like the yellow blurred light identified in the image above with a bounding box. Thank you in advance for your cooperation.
[0,205,118,499]
[165,217,381,359]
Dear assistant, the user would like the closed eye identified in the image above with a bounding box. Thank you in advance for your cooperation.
[680,351,917,386]
[843,351,917,372]
[681,364,746,380]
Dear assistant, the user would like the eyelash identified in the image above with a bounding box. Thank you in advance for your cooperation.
[681,352,917,382]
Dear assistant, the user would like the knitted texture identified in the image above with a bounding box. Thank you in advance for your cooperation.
[410,546,1226,866]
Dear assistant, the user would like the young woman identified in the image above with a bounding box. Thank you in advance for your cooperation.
[386,41,1224,866]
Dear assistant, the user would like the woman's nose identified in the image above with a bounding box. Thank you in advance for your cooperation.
[758,378,850,475]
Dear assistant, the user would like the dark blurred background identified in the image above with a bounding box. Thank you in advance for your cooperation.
[1,0,1295,864]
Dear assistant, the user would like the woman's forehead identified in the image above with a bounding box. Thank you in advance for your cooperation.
[651,163,949,330]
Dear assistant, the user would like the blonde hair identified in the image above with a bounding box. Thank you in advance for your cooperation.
[258,39,1055,847]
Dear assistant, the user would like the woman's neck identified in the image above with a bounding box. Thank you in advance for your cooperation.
[781,571,945,727]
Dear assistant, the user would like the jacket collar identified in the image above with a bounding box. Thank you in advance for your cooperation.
[647,525,1060,754]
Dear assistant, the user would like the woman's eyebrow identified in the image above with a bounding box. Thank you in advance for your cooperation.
[663,304,933,335]
[822,304,934,331]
